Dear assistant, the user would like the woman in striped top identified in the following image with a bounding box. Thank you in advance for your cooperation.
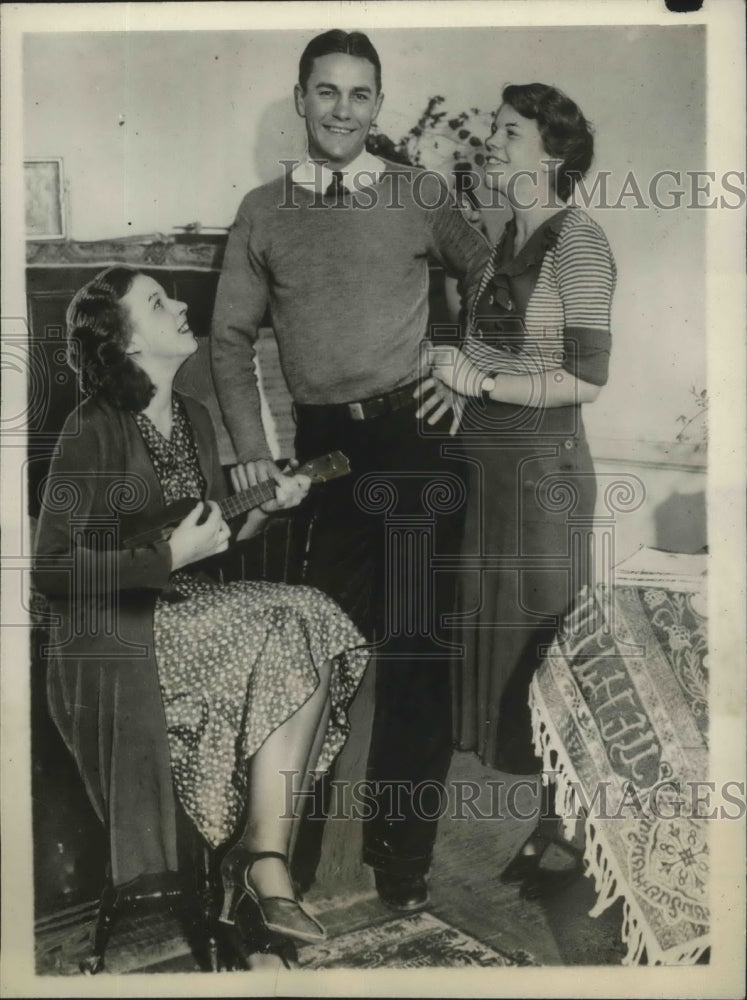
[417,82,616,898]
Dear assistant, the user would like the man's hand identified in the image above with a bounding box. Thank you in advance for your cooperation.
[413,378,463,436]
[231,459,311,515]
[428,345,488,398]
[231,458,283,495]
[413,340,475,436]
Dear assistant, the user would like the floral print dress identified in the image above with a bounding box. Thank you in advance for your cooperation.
[134,399,369,847]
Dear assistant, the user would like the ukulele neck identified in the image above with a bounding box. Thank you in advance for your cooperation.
[219,479,277,520]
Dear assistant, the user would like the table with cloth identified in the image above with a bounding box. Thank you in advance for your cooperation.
[529,548,709,965]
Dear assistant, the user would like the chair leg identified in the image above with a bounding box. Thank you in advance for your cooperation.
[79,882,119,974]
[199,842,220,971]
[77,837,292,973]
[178,846,220,972]
[80,872,211,974]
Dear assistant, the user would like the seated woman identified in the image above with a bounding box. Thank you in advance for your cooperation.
[33,266,369,963]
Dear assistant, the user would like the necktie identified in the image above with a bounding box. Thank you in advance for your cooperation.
[325,170,348,199]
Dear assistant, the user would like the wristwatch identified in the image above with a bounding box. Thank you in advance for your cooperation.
[480,375,496,402]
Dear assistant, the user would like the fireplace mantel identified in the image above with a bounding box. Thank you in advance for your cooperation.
[26,236,227,270]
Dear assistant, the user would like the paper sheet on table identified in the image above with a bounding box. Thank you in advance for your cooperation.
[611,546,707,593]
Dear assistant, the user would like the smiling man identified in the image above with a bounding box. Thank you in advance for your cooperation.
[294,41,383,176]
[211,29,489,913]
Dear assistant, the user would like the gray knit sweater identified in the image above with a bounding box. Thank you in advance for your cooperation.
[211,160,490,461]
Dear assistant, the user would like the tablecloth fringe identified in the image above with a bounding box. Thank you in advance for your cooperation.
[585,817,622,917]
[530,685,711,967]
[530,690,636,959]
[619,895,647,965]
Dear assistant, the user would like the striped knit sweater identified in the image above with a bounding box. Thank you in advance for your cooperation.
[464,207,616,387]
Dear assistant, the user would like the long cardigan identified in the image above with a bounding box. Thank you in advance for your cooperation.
[33,392,226,886]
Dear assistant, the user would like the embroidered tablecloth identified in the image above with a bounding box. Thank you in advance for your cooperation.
[529,552,709,964]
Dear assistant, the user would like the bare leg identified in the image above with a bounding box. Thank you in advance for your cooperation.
[288,697,331,863]
[232,693,333,975]
[237,659,332,900]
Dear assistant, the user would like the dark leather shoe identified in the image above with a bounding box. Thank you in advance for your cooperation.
[499,833,549,884]
[374,871,429,912]
[499,851,542,884]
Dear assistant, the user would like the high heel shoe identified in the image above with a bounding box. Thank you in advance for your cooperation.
[221,892,299,970]
[255,935,299,970]
[219,847,326,944]
[519,840,585,900]
[500,833,548,884]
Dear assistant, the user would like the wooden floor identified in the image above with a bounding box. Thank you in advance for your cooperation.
[37,748,626,975]
[34,656,628,972]
[293,658,627,967]
[302,749,627,968]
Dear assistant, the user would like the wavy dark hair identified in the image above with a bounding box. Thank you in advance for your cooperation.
[298,29,382,93]
[502,83,594,202]
[66,266,155,411]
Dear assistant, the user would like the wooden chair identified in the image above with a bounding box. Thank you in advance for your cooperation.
[77,831,298,973]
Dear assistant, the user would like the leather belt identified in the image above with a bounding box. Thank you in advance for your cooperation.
[295,381,420,422]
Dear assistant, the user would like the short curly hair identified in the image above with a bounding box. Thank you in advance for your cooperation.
[65,266,155,412]
[501,83,594,202]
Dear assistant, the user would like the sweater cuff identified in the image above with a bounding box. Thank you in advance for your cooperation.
[129,538,174,592]
[236,445,274,465]
[561,326,611,387]
[152,539,174,585]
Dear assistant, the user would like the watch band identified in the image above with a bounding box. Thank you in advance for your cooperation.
[481,375,496,402]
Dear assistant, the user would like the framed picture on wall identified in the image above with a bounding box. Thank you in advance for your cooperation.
[24,157,66,239]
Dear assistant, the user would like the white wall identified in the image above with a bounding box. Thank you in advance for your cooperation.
[23,26,706,449]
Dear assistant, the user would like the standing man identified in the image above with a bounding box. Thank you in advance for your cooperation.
[211,29,488,911]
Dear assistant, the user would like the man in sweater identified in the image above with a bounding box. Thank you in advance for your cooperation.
[211,29,489,911]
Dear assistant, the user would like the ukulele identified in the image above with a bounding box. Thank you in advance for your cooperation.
[122,451,350,548]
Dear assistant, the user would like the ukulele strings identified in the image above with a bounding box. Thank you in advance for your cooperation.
[220,479,277,519]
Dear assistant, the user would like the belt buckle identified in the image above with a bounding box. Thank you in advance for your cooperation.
[348,401,366,421]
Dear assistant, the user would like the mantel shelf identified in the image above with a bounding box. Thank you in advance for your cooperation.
[26,237,227,270]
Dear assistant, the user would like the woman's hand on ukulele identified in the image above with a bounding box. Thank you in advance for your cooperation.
[168,501,231,570]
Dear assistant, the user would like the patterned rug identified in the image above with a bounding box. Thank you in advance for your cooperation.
[529,556,709,966]
[298,911,535,968]
[36,904,533,974]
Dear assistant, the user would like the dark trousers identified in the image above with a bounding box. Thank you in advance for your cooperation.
[294,399,467,875]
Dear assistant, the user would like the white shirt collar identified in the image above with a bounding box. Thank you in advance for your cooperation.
[291,149,385,193]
